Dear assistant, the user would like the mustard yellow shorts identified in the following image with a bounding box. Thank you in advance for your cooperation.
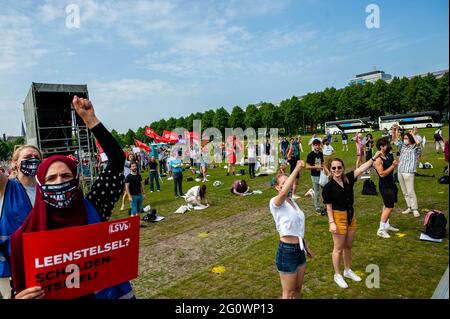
[330,210,356,235]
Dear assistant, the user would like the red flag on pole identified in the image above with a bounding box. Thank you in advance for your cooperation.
[133,138,150,152]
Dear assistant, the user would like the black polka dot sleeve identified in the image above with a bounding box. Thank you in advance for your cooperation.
[87,169,124,221]
[86,122,126,221]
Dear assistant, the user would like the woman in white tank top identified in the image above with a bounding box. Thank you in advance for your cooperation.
[269,160,314,299]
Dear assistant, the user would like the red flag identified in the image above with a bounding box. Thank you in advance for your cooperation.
[145,127,157,138]
[133,138,150,152]
[163,130,178,143]
[95,139,104,154]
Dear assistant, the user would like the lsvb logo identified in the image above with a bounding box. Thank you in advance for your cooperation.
[109,221,131,234]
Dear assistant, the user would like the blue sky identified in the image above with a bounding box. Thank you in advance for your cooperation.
[0,0,448,135]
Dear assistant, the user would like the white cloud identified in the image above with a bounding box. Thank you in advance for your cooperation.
[0,14,48,72]
[268,29,317,49]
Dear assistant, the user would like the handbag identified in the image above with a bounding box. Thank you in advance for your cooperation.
[319,170,329,187]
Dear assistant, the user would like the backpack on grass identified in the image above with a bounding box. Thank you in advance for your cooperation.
[424,210,448,239]
[362,179,377,196]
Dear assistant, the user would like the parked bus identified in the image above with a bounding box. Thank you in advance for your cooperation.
[325,118,372,134]
[378,111,443,131]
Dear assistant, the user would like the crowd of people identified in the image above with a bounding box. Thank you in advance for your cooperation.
[268,125,449,298]
[0,101,448,300]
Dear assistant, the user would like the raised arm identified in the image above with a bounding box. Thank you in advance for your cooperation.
[354,150,382,178]
[391,124,399,144]
[72,96,126,221]
[373,157,398,178]
[273,160,304,207]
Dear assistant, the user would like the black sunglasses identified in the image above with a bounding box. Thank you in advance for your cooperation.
[331,166,343,170]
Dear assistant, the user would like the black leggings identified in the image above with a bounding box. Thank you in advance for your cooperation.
[249,163,256,177]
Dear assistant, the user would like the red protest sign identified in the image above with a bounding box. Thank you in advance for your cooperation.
[22,216,140,299]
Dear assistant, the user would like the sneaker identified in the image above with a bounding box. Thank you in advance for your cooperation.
[386,224,399,232]
[320,209,327,216]
[377,229,391,238]
[167,177,173,181]
[344,269,362,282]
[402,208,412,215]
[315,209,322,216]
[120,205,125,211]
[292,194,300,200]
[413,210,420,218]
[150,191,154,193]
[334,274,348,289]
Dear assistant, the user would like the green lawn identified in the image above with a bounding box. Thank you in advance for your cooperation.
[112,127,449,299]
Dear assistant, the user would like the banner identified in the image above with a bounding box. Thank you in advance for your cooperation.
[162,130,179,143]
[23,216,140,299]
[145,127,157,139]
[133,138,151,152]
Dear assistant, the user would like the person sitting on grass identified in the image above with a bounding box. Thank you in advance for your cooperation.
[184,185,208,208]
[230,179,250,196]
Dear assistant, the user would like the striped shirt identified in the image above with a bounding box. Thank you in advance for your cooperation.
[397,141,422,173]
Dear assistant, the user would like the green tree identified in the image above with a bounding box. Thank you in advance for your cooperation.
[213,107,230,134]
[244,104,261,129]
[436,72,449,118]
[369,80,391,118]
[166,117,177,131]
[175,116,186,130]
[0,140,10,160]
[229,106,246,129]
[123,129,136,147]
[202,110,215,129]
[111,129,124,148]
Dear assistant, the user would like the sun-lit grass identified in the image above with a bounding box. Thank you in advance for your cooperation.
[111,126,449,299]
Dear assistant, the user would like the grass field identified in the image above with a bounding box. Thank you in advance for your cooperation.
[112,127,449,299]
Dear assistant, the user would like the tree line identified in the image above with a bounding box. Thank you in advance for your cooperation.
[113,72,448,147]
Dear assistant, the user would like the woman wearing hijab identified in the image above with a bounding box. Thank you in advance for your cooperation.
[10,96,134,299]
[0,145,42,298]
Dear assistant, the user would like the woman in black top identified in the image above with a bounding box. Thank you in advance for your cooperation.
[322,151,382,289]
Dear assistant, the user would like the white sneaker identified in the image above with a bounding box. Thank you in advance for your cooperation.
[334,274,348,289]
[344,269,362,282]
[292,194,300,200]
[413,210,420,218]
[386,224,399,232]
[377,230,391,238]
[167,177,173,181]
[402,208,412,215]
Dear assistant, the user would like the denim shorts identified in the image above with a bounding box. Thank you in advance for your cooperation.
[275,241,306,274]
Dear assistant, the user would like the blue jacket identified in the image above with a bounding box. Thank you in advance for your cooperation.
[0,179,33,277]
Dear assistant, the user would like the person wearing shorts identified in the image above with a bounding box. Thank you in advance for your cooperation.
[322,155,381,289]
[373,137,400,238]
[341,132,348,151]
[269,160,313,299]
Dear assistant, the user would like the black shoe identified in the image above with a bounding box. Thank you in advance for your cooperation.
[226,173,229,176]
[320,209,327,216]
